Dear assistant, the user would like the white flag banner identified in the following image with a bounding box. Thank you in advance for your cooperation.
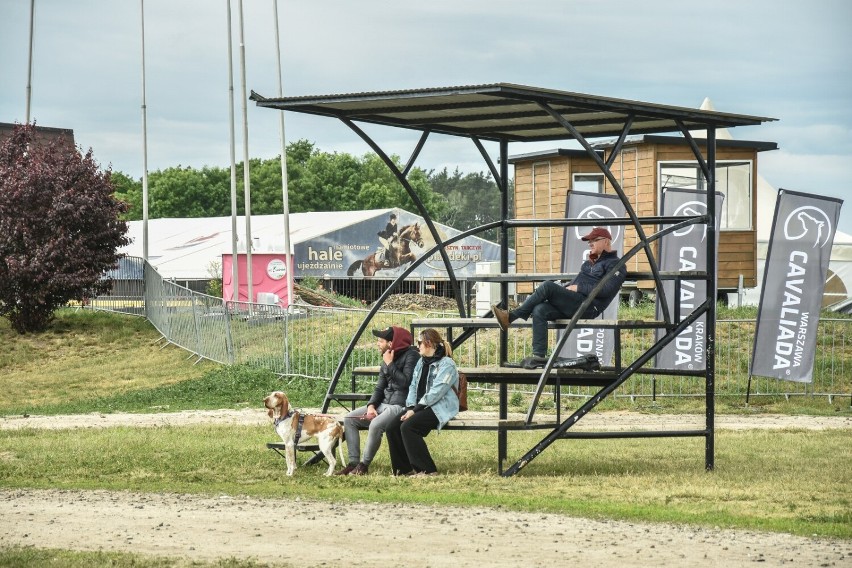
[750,189,843,383]
[558,191,625,364]
[654,188,723,371]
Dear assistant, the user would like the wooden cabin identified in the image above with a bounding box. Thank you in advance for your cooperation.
[510,136,777,295]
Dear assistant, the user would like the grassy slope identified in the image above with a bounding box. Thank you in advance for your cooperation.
[0,309,850,541]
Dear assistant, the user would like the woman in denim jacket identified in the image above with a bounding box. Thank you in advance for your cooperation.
[385,328,459,476]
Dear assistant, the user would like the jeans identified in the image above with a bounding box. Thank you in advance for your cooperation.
[342,403,405,466]
[511,280,597,357]
[385,407,440,475]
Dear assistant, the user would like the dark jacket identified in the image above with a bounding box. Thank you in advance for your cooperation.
[377,222,398,240]
[569,249,626,314]
[369,326,419,407]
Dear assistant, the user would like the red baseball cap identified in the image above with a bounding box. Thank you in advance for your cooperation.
[581,227,612,241]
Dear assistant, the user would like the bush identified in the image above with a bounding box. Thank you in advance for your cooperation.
[0,124,129,333]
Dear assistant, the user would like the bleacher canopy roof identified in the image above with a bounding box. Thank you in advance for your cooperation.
[251,83,776,142]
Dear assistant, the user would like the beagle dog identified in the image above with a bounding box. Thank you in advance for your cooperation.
[263,391,345,476]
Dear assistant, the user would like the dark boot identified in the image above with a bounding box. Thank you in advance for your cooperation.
[334,463,357,476]
[491,304,510,331]
[350,462,369,476]
[521,355,548,369]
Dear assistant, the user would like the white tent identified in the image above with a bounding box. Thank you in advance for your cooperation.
[749,180,852,310]
[120,208,511,282]
[695,99,851,310]
[120,210,386,280]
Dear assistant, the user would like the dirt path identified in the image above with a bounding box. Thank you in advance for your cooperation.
[3,408,850,432]
[1,411,850,566]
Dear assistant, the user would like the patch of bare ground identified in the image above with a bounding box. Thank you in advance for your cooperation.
[1,411,849,566]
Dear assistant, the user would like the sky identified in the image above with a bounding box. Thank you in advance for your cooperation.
[1,0,851,234]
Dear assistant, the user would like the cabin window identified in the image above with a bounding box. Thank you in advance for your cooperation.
[572,173,604,193]
[658,160,752,230]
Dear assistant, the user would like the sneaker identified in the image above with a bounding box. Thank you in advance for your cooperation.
[334,463,357,476]
[350,462,369,476]
[521,355,548,369]
[491,304,510,332]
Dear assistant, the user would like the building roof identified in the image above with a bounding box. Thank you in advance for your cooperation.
[507,148,603,164]
[251,83,776,143]
[594,134,778,152]
[0,122,75,152]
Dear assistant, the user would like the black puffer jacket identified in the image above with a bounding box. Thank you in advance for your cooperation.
[368,326,420,407]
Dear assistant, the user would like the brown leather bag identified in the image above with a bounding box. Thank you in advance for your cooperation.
[451,372,468,412]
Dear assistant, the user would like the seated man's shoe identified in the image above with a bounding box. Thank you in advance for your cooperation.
[491,305,510,332]
[334,463,357,476]
[521,355,548,369]
[350,462,369,476]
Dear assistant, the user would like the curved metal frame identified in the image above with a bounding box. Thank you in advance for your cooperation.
[293,95,722,476]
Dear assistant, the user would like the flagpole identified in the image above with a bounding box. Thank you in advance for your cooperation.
[226,0,239,302]
[272,0,293,308]
[237,0,253,303]
[25,0,35,124]
[140,0,149,262]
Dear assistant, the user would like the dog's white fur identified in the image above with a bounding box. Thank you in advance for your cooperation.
[264,391,345,476]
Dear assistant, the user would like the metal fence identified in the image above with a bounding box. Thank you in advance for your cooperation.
[86,257,850,401]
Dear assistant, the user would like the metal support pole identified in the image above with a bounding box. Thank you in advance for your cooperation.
[705,127,717,472]
[272,0,294,308]
[139,0,149,262]
[498,138,509,472]
[226,0,239,302]
[237,0,253,303]
[25,0,35,124]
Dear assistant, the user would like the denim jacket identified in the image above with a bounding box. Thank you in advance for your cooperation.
[406,355,459,429]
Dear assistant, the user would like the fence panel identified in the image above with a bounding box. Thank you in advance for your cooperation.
[86,258,849,400]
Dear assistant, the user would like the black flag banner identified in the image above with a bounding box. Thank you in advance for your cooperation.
[750,189,843,383]
[558,191,626,364]
[654,188,724,371]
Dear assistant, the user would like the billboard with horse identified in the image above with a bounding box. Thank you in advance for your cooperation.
[294,208,510,279]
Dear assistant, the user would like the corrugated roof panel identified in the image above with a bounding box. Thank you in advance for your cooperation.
[252,83,775,143]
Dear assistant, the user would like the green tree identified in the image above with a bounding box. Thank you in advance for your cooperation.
[0,125,129,333]
[111,171,142,220]
[147,165,231,218]
[429,167,511,242]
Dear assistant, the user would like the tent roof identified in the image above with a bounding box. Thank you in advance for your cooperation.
[121,210,393,279]
[251,83,775,143]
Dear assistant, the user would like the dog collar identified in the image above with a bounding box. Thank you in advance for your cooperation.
[273,408,296,427]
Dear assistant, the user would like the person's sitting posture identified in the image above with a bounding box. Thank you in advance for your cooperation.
[335,326,419,476]
[491,227,626,369]
[386,328,460,476]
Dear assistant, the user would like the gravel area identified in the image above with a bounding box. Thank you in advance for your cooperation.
[1,410,849,566]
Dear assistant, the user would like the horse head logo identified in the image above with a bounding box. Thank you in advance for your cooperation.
[574,205,622,244]
[783,206,832,248]
[672,201,709,242]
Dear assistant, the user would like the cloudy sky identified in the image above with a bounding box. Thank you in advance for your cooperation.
[2,0,850,233]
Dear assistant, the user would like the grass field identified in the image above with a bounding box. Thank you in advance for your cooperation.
[1,309,850,547]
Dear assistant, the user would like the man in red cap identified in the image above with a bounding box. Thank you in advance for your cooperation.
[491,227,625,369]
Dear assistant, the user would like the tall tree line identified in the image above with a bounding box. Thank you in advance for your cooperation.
[112,140,511,241]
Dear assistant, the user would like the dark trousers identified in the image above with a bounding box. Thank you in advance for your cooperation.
[386,407,440,475]
[511,280,596,357]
